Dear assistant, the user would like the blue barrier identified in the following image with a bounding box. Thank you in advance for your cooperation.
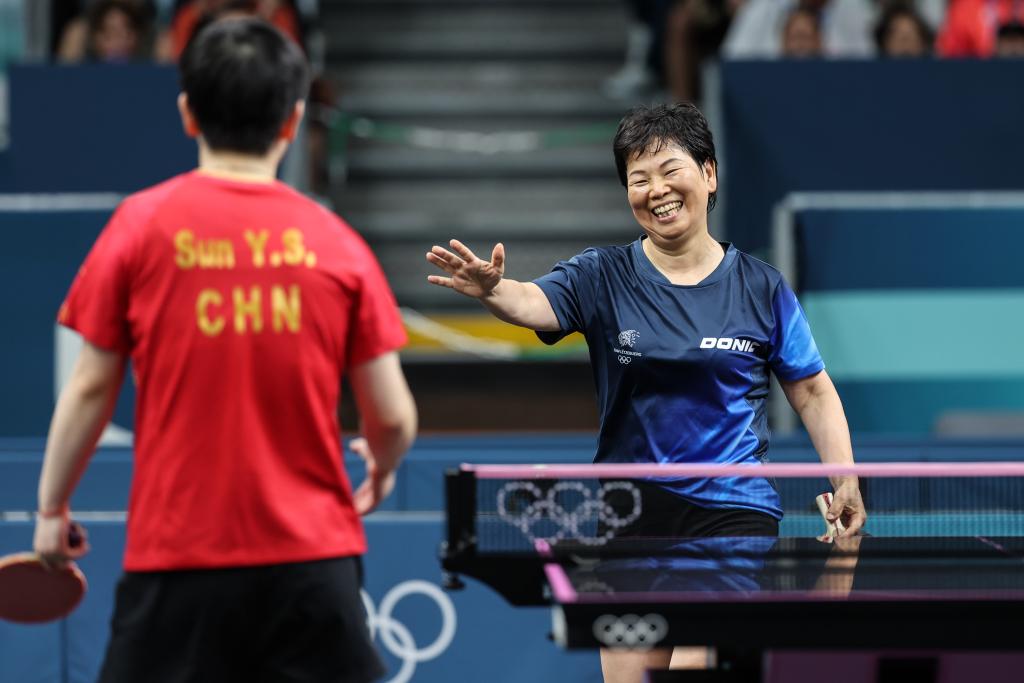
[719,61,1024,254]
[5,434,1024,513]
[0,206,139,437]
[1,66,193,193]
[0,519,602,683]
[781,202,1024,432]
[2,434,1023,682]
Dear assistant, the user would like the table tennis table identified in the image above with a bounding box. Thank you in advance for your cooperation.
[441,464,1024,682]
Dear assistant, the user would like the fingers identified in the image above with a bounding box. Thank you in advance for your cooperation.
[353,480,374,516]
[353,475,390,516]
[349,437,369,460]
[34,516,75,569]
[829,485,866,537]
[426,246,462,273]
[66,522,90,560]
[490,243,505,274]
[426,275,455,288]
[66,541,90,561]
[38,554,67,571]
[448,239,478,263]
[839,510,867,537]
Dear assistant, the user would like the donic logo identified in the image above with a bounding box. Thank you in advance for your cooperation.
[700,337,760,353]
[617,330,639,348]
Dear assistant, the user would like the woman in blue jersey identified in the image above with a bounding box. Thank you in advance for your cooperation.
[426,102,866,681]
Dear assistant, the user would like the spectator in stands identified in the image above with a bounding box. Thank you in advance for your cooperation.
[995,21,1024,55]
[722,0,874,58]
[938,0,1024,57]
[57,0,153,63]
[605,0,740,103]
[663,0,743,103]
[156,0,304,62]
[781,6,824,57]
[874,2,934,57]
[603,0,667,99]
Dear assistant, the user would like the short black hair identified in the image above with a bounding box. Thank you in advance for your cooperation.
[998,20,1024,40]
[179,17,309,155]
[613,103,718,212]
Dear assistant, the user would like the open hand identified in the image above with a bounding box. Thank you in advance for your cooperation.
[426,240,505,298]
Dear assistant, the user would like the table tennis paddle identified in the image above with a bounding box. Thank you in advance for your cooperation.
[815,492,846,541]
[0,522,87,624]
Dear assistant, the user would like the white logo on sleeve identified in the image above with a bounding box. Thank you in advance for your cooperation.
[614,330,642,364]
[699,337,761,353]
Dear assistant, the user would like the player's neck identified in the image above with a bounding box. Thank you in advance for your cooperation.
[197,144,283,183]
[642,232,724,285]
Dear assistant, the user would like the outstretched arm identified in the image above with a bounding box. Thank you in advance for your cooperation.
[781,370,866,536]
[426,240,560,331]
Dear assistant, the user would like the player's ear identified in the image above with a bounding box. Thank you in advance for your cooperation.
[704,160,718,194]
[279,100,306,143]
[177,92,200,139]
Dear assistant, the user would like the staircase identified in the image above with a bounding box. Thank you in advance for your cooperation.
[322,0,647,429]
[322,0,640,311]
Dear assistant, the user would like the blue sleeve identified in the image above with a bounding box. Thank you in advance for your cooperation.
[768,280,825,381]
[532,248,600,345]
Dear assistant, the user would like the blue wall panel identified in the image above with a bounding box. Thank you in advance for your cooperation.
[0,208,137,437]
[2,65,193,193]
[792,207,1024,432]
[720,61,1024,253]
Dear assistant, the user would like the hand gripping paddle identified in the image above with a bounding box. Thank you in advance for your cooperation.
[0,522,87,624]
[815,492,846,541]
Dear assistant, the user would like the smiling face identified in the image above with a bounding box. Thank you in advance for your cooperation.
[625,141,717,245]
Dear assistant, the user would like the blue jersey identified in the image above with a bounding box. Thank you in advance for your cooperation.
[533,239,824,519]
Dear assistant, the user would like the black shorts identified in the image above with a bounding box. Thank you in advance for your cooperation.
[97,556,385,683]
[601,478,779,538]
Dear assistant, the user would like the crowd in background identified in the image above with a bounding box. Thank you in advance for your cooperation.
[46,0,1024,106]
[45,0,333,193]
[41,0,1024,173]
[49,0,308,64]
[609,0,1024,101]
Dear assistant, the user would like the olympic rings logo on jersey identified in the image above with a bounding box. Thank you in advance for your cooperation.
[593,613,669,649]
[497,480,642,545]
[361,580,457,683]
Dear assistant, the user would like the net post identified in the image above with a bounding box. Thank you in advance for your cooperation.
[440,468,476,589]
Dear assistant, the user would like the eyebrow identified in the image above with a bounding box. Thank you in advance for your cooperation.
[627,158,688,177]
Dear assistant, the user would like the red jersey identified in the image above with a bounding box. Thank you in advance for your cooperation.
[59,171,407,571]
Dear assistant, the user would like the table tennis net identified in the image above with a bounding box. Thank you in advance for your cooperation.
[447,464,1024,553]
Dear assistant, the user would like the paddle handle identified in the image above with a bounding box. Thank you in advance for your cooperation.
[816,492,846,539]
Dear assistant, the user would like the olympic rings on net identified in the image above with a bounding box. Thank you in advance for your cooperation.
[361,580,457,683]
[593,613,669,649]
[496,480,642,545]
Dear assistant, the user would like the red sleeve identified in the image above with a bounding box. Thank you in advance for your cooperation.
[58,207,134,354]
[344,241,407,369]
